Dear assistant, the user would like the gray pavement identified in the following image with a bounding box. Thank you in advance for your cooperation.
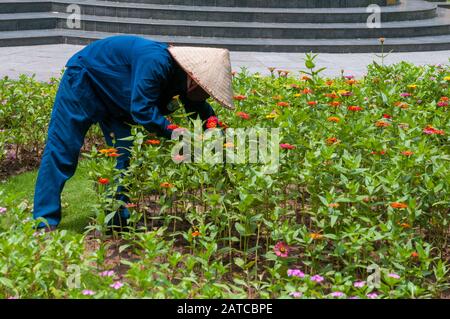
[0,44,448,81]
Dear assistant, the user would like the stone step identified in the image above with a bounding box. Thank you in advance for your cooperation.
[1,10,449,39]
[0,29,449,53]
[45,0,437,23]
[101,0,394,8]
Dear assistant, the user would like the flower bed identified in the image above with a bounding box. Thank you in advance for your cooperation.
[0,56,448,298]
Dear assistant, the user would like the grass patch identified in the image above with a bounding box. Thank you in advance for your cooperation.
[0,160,96,233]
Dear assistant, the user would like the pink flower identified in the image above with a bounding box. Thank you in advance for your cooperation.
[99,270,115,277]
[388,273,400,279]
[437,101,448,107]
[273,241,289,258]
[331,291,344,297]
[349,296,360,299]
[400,92,411,97]
[353,281,366,288]
[367,292,378,299]
[310,275,324,283]
[82,290,95,296]
[172,154,185,162]
[110,281,124,290]
[236,112,250,120]
[7,296,18,299]
[287,269,305,278]
[290,291,302,298]
[0,207,6,214]
[344,75,354,79]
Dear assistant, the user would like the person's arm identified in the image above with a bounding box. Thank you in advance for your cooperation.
[130,56,173,139]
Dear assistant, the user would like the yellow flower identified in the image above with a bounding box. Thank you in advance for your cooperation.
[407,84,417,89]
[172,95,180,100]
[266,110,279,119]
[294,93,302,97]
[337,89,349,95]
[444,76,450,81]
[223,142,234,148]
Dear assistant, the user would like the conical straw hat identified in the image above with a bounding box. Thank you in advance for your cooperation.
[168,46,235,110]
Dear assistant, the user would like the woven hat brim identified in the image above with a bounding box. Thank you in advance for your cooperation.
[168,46,235,110]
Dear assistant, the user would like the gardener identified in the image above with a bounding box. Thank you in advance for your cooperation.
[33,35,235,231]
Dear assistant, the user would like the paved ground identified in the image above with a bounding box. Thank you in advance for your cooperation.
[0,44,448,81]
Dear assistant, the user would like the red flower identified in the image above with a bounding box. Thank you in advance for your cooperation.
[145,139,160,145]
[206,116,219,129]
[390,202,408,209]
[348,106,363,111]
[236,112,250,120]
[375,121,390,127]
[423,125,445,135]
[233,95,247,101]
[411,252,419,258]
[98,178,110,185]
[280,143,296,150]
[126,203,138,208]
[307,101,318,106]
[401,150,414,156]
[107,152,121,157]
[383,114,392,119]
[277,102,290,107]
[167,124,179,130]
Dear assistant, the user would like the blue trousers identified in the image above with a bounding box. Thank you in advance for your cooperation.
[33,67,132,227]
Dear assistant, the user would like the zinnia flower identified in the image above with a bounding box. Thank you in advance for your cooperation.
[99,148,118,154]
[423,126,445,135]
[328,203,339,208]
[411,252,419,258]
[329,101,340,107]
[437,101,448,107]
[348,105,363,111]
[375,121,390,127]
[206,116,219,129]
[287,269,305,278]
[233,95,247,101]
[160,182,174,188]
[277,102,290,107]
[353,281,365,288]
[326,137,340,145]
[401,151,413,156]
[98,178,110,185]
[310,233,324,240]
[400,92,411,97]
[110,281,124,290]
[0,207,6,214]
[290,292,302,298]
[367,292,378,299]
[307,101,317,106]
[327,117,340,123]
[145,139,160,145]
[192,231,201,237]
[167,124,179,130]
[331,291,345,297]
[390,202,408,209]
[382,114,392,119]
[310,275,324,283]
[280,143,296,150]
[236,112,250,120]
[99,270,115,277]
[273,241,289,258]
[82,290,95,296]
[388,273,400,279]
[107,153,121,157]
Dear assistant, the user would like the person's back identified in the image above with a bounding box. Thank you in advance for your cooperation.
[66,35,174,116]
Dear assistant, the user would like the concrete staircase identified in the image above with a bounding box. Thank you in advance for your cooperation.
[0,0,449,52]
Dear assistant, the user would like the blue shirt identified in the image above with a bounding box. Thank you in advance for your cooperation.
[66,35,215,138]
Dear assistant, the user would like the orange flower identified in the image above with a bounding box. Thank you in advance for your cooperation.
[272,95,283,100]
[400,222,411,229]
[307,101,318,106]
[346,79,357,85]
[325,80,334,86]
[401,150,414,156]
[98,177,110,185]
[310,233,324,240]
[329,101,340,107]
[126,203,138,208]
[290,83,300,89]
[277,101,290,107]
[192,231,201,237]
[326,137,340,145]
[301,75,311,81]
[236,111,250,120]
[394,101,409,109]
[375,121,390,127]
[107,152,121,157]
[145,139,160,145]
[303,88,313,94]
[160,182,174,188]
[328,203,340,208]
[440,96,448,101]
[327,116,340,123]
[99,148,118,154]
[411,252,419,258]
[324,93,338,99]
[233,95,247,101]
[390,202,408,209]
